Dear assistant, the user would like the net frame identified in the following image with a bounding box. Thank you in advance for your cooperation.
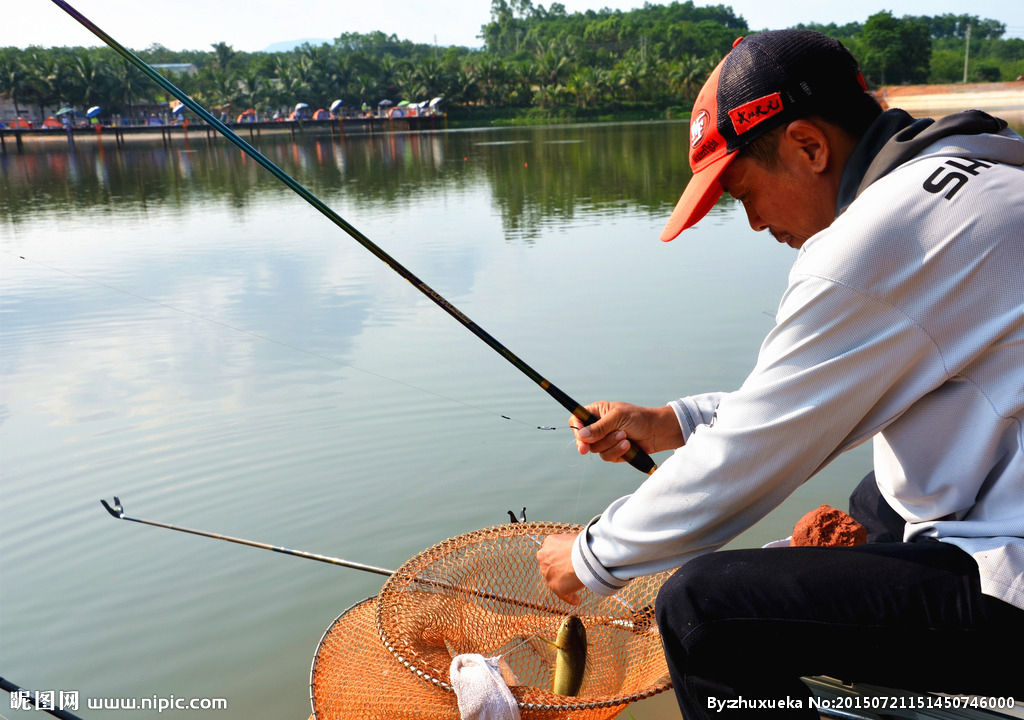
[309,523,672,720]
[375,522,672,716]
[310,596,462,719]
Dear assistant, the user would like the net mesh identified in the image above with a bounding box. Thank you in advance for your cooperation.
[310,522,672,720]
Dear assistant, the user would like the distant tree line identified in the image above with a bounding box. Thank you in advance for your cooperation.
[798,11,1024,85]
[1,2,1021,125]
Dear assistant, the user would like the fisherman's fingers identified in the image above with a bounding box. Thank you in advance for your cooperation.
[570,401,653,461]
[537,534,584,605]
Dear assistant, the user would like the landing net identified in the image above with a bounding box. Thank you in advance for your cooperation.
[310,522,672,720]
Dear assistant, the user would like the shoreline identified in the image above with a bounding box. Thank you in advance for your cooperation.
[873,81,1024,121]
[0,114,445,151]
[3,81,1022,153]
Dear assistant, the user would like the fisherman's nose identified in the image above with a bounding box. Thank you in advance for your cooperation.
[740,202,767,232]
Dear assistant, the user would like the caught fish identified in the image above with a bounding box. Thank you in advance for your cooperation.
[551,615,587,696]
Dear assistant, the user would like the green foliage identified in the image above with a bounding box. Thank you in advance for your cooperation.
[929,49,965,83]
[926,14,1005,40]
[797,12,1018,84]
[1,4,1018,124]
[861,11,932,85]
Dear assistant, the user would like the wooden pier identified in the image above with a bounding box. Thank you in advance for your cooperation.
[0,115,445,153]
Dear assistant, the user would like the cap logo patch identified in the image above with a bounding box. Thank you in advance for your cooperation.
[690,110,710,148]
[728,92,783,134]
[692,137,720,163]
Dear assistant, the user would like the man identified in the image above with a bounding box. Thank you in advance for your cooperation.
[536,30,1024,718]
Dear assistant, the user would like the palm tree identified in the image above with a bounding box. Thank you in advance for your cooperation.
[377,55,401,101]
[566,66,607,109]
[238,69,265,112]
[210,42,237,73]
[275,55,314,107]
[473,55,509,106]
[68,52,110,110]
[0,53,31,119]
[613,50,649,103]
[299,43,338,104]
[352,74,380,109]
[667,54,712,105]
[392,62,417,100]
[193,65,240,112]
[450,65,481,107]
[411,56,446,101]
[23,50,69,121]
[110,60,146,122]
[533,48,571,88]
[532,81,564,109]
[265,56,296,113]
[503,61,532,106]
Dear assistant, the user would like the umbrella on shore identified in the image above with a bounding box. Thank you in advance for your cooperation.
[378,99,392,107]
[294,102,309,112]
[329,99,343,113]
[56,106,74,115]
[86,105,102,118]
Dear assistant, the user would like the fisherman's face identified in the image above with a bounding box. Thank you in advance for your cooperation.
[719,155,819,250]
[719,124,840,249]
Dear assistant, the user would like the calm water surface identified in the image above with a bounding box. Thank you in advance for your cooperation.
[2,122,875,718]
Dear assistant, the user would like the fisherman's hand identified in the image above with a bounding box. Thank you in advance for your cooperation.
[537,533,584,606]
[570,402,683,462]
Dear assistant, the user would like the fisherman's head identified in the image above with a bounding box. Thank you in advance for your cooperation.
[661,30,883,246]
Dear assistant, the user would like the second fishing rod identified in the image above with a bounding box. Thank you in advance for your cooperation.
[50,0,656,476]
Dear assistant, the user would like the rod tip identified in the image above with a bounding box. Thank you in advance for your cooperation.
[100,497,124,518]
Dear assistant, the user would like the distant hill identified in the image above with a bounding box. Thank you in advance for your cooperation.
[261,38,330,53]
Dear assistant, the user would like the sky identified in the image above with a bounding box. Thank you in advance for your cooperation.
[8,0,1024,53]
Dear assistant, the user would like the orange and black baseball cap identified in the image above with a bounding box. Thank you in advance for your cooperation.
[660,30,875,242]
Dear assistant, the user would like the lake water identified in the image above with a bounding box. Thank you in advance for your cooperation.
[4,118,914,719]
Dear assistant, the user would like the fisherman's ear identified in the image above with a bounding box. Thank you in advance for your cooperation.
[782,119,830,175]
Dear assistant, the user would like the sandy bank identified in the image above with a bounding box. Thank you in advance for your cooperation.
[874,81,1024,122]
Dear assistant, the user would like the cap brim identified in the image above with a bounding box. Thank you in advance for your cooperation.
[659,150,736,242]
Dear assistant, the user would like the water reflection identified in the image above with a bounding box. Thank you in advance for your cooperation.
[6,118,1023,236]
[1,123,696,240]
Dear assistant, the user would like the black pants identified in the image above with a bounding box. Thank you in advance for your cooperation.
[654,474,1024,719]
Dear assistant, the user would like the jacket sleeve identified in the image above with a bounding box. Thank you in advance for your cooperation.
[572,270,950,595]
[668,392,723,443]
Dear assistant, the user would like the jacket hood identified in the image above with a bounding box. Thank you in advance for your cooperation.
[836,109,1022,216]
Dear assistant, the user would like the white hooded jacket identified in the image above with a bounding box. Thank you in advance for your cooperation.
[573,110,1024,610]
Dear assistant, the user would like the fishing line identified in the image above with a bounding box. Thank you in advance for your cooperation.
[11,252,565,433]
[499,614,567,656]
[49,0,657,476]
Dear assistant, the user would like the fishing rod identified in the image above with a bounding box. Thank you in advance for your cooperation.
[100,496,394,576]
[98,497,612,620]
[51,0,656,477]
